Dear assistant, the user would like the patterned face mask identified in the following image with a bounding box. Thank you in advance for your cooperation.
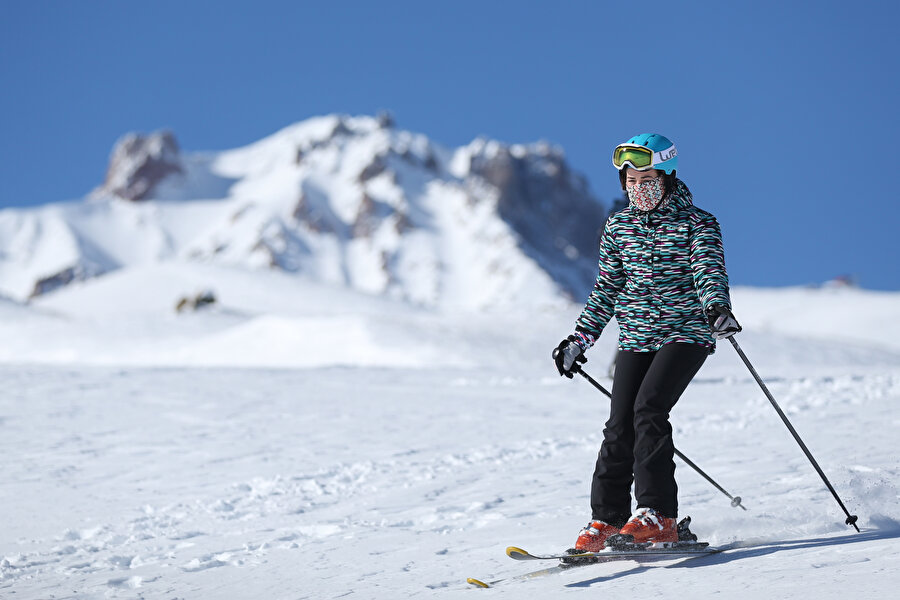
[626,177,665,211]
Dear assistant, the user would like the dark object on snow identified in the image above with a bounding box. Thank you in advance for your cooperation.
[175,289,217,313]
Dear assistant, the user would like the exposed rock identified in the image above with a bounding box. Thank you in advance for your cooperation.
[293,191,341,235]
[231,204,255,223]
[394,211,412,234]
[397,147,438,172]
[377,110,395,128]
[252,221,307,271]
[103,130,183,201]
[423,151,438,172]
[30,266,79,298]
[352,193,378,238]
[175,289,217,313]
[359,154,387,183]
[331,118,352,138]
[468,140,605,298]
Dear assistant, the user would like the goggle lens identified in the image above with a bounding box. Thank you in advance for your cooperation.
[613,146,653,169]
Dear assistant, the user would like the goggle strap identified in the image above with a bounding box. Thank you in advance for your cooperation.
[651,144,677,166]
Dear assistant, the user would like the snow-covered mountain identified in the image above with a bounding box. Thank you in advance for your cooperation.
[0,115,607,308]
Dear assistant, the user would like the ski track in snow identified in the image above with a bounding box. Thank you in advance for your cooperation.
[1,333,899,599]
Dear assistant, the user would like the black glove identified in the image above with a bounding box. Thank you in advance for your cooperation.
[553,336,587,378]
[707,304,742,339]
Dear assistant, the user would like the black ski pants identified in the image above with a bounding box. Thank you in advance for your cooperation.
[590,342,708,525]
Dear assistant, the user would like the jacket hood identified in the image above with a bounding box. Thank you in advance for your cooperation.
[663,178,694,213]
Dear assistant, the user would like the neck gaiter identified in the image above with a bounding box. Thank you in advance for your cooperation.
[627,177,665,212]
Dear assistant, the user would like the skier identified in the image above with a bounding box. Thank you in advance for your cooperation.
[553,133,741,550]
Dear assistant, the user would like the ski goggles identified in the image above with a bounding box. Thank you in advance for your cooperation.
[612,143,677,171]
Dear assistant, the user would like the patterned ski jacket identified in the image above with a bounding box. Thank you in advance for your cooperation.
[575,179,731,353]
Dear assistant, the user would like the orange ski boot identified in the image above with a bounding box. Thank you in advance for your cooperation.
[612,507,678,544]
[573,520,620,552]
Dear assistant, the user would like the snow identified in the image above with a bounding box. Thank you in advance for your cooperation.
[1,266,898,598]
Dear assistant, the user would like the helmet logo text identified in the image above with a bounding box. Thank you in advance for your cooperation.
[658,147,677,162]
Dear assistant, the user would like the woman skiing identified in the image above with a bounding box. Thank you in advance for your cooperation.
[553,133,741,550]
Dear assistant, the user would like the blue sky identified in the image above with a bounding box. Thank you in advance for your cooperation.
[2,0,899,289]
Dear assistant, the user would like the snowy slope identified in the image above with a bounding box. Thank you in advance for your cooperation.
[0,273,898,599]
[0,115,606,309]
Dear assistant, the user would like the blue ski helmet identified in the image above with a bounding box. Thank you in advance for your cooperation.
[612,133,678,174]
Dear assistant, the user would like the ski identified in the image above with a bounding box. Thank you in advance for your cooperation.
[467,543,720,588]
[467,559,592,588]
[506,541,715,562]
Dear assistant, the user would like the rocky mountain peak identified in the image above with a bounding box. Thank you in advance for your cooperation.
[0,115,608,308]
[101,130,183,201]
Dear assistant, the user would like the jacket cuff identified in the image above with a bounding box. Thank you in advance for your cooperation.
[573,326,597,351]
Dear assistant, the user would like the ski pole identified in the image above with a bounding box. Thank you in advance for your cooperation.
[571,362,747,510]
[728,337,859,532]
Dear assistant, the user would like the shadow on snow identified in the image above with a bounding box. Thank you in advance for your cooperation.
[565,529,899,588]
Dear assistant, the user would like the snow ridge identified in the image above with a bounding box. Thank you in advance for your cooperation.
[0,115,606,308]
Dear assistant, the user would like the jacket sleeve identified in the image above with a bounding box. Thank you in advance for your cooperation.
[575,219,625,346]
[689,213,732,311]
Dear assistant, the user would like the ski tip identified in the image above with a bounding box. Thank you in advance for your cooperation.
[505,546,530,560]
[467,577,490,588]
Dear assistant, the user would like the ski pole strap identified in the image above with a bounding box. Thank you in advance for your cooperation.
[728,337,860,532]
